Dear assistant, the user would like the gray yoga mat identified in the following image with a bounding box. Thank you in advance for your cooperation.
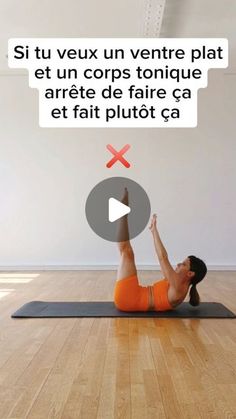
[11,301,236,318]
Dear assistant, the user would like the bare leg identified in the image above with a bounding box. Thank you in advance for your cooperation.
[117,188,137,280]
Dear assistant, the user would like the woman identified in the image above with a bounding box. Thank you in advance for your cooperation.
[114,189,207,312]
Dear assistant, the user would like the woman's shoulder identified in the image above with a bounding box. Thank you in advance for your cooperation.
[168,283,189,307]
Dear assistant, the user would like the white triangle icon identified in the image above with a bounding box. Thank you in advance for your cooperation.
[108,198,131,222]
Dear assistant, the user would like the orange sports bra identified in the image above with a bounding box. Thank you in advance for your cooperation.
[148,279,174,311]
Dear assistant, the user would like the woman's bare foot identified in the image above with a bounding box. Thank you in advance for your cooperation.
[121,187,129,206]
[117,188,130,243]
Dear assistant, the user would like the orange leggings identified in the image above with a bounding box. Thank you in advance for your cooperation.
[114,275,173,312]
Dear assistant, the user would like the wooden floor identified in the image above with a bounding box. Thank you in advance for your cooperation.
[0,270,236,419]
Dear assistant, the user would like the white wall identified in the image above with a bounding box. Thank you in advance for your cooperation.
[0,0,236,269]
[0,68,235,269]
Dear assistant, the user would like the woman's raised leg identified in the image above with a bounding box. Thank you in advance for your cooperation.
[117,188,137,280]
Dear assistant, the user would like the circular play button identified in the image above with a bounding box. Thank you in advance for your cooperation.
[85,177,151,242]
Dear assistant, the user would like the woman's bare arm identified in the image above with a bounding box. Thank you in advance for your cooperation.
[149,214,179,289]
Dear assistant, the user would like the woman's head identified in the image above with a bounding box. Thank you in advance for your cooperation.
[175,256,207,306]
[188,255,207,306]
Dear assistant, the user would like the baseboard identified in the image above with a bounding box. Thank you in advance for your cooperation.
[0,265,236,271]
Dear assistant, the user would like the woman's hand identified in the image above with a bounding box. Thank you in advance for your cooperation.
[149,214,157,233]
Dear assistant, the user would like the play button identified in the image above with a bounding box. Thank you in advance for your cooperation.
[85,177,151,242]
[108,198,131,222]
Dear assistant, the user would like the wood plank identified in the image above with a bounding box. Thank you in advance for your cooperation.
[0,270,235,418]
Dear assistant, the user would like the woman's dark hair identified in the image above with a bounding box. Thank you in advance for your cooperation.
[188,255,207,306]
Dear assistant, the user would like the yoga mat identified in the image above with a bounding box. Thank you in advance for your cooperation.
[11,301,236,318]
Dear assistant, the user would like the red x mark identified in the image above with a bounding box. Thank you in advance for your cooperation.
[106,144,131,168]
